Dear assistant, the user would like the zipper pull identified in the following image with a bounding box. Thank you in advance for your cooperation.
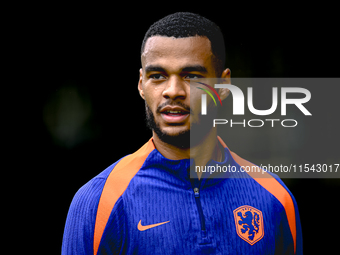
[194,187,200,198]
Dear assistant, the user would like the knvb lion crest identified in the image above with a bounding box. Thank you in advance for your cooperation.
[233,205,264,245]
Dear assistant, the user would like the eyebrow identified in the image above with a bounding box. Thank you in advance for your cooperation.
[144,65,165,73]
[144,65,208,74]
[181,65,208,73]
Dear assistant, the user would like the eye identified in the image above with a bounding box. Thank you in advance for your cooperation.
[150,74,166,80]
[184,74,203,79]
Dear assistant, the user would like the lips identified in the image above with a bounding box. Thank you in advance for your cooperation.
[159,106,190,123]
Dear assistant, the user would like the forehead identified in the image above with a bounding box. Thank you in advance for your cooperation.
[141,36,213,71]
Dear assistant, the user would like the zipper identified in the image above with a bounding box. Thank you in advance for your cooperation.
[194,187,206,231]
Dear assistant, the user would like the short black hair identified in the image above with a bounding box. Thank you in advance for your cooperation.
[141,12,225,76]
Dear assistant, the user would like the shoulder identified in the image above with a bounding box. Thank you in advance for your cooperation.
[68,158,124,212]
[63,139,155,254]
[93,139,156,254]
[265,171,299,207]
[61,159,125,254]
[64,156,126,219]
[228,148,297,210]
[228,148,301,254]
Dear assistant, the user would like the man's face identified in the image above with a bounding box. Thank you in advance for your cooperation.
[139,36,218,147]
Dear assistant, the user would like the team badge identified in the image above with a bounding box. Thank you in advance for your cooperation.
[233,205,264,245]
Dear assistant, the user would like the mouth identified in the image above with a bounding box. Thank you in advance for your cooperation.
[160,107,190,124]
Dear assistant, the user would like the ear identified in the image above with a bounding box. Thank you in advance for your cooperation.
[138,68,145,100]
[218,68,231,101]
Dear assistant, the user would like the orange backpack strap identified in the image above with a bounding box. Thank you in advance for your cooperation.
[217,136,297,254]
[93,138,155,255]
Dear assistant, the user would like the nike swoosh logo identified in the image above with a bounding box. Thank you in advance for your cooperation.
[137,219,170,231]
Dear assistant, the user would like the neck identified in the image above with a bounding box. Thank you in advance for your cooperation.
[152,128,222,179]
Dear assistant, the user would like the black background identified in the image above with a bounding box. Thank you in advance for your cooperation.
[31,3,340,254]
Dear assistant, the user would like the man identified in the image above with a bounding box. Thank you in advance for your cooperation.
[62,12,302,254]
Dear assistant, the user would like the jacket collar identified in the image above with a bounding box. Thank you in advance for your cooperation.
[140,136,239,186]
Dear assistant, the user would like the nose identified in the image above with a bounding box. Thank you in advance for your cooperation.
[162,76,187,100]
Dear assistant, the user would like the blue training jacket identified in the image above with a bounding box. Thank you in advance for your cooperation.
[62,137,302,254]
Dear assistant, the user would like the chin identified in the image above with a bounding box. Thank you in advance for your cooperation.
[154,126,190,149]
[161,126,190,136]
